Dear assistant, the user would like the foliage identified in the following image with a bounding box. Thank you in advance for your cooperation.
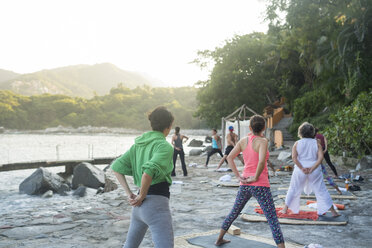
[0,85,204,130]
[264,0,372,108]
[288,90,332,138]
[324,91,372,158]
[192,0,372,158]
[194,33,279,127]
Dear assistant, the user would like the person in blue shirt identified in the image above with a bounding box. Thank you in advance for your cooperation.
[204,128,224,168]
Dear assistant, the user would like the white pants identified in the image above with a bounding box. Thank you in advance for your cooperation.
[285,166,333,215]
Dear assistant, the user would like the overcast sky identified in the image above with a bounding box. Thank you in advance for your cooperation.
[0,0,268,86]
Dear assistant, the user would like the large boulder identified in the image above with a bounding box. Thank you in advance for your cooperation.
[19,168,65,195]
[188,139,203,147]
[72,162,105,189]
[359,155,372,170]
[189,149,203,156]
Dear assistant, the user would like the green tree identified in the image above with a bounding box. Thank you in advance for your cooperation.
[194,33,279,127]
[325,91,372,157]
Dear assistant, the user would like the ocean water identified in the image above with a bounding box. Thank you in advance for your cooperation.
[0,132,208,216]
[0,131,208,222]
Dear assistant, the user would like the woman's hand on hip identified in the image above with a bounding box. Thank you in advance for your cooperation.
[127,192,136,201]
[240,176,257,183]
[129,193,146,207]
[237,175,247,183]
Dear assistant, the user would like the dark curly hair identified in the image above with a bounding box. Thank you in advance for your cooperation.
[298,122,315,138]
[250,115,266,134]
[148,106,174,132]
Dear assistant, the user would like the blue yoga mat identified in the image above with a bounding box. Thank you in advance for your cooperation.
[187,233,276,248]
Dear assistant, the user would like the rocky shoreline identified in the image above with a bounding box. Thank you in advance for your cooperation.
[1,150,372,248]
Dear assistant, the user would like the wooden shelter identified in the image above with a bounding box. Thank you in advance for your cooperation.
[221,104,258,150]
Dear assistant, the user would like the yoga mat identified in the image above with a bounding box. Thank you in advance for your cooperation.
[254,207,318,221]
[277,189,356,200]
[318,213,348,222]
[278,189,353,195]
[187,233,275,248]
[254,204,316,212]
[306,200,345,210]
[277,194,356,200]
[278,185,341,190]
[217,183,240,187]
[174,230,303,248]
[241,212,348,225]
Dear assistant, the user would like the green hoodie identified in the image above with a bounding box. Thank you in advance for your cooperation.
[111,131,174,186]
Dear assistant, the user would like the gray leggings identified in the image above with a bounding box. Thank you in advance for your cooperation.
[123,195,174,248]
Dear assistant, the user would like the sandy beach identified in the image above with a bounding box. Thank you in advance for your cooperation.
[1,149,371,248]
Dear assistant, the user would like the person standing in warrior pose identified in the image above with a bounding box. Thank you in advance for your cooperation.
[204,128,224,168]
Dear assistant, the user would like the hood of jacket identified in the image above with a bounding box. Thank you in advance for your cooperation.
[135,131,165,146]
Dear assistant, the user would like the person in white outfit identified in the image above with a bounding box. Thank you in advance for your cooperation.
[280,122,339,216]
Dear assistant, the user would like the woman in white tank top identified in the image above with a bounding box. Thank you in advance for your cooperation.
[280,122,339,216]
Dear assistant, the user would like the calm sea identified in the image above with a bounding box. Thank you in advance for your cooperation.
[0,131,208,215]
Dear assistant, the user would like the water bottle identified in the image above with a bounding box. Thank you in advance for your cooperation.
[345,179,350,191]
[350,170,355,181]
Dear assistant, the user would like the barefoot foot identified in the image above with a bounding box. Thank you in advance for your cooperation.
[215,239,230,246]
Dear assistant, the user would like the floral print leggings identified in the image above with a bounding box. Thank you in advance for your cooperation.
[221,185,284,244]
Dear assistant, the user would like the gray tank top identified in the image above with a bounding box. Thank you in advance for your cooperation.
[174,134,183,149]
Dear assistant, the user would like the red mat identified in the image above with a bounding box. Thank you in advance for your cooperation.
[254,207,319,221]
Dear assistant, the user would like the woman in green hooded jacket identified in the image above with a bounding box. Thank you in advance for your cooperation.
[111,106,174,248]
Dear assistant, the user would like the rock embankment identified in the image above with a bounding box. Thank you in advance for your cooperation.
[72,162,105,189]
[19,162,118,197]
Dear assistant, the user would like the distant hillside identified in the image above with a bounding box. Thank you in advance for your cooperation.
[0,63,153,98]
[0,69,19,83]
